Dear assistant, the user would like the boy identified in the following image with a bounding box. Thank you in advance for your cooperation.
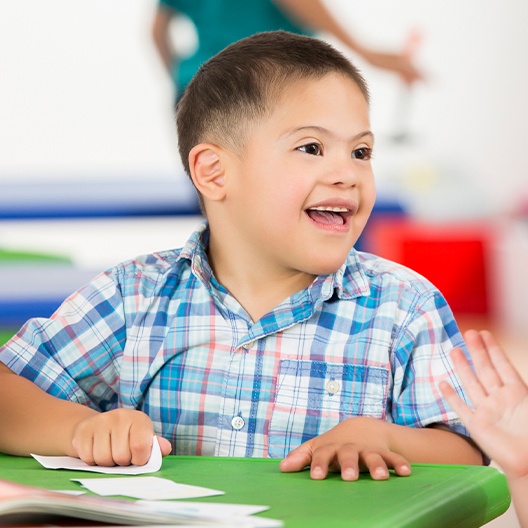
[0,31,482,481]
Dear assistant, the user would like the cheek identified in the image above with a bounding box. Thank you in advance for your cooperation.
[278,167,313,204]
[361,173,376,203]
[275,186,309,221]
[354,177,376,224]
[364,185,376,209]
[261,174,308,212]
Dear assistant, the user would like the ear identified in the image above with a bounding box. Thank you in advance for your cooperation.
[188,143,226,202]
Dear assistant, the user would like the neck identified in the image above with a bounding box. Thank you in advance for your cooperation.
[207,234,316,323]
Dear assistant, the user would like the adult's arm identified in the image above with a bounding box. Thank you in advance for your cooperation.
[151,5,177,74]
[275,0,422,84]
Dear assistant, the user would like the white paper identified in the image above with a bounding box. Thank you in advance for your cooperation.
[72,476,225,500]
[137,501,283,527]
[31,436,162,475]
[137,500,269,516]
[49,489,86,496]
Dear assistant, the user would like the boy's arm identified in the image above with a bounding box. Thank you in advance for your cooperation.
[0,364,171,465]
[0,363,95,456]
[280,416,482,480]
[0,265,173,465]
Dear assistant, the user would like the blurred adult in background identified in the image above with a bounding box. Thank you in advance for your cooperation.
[152,0,422,102]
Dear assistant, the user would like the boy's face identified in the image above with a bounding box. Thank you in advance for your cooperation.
[223,73,375,277]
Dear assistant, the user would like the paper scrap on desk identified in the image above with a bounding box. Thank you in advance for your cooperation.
[137,500,269,516]
[49,489,86,496]
[72,476,225,500]
[31,436,162,475]
[138,501,282,527]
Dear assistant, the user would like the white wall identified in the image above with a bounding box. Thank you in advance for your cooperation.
[325,0,528,217]
[1,0,527,216]
[0,0,180,181]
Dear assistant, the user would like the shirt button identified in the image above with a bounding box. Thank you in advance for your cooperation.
[243,341,256,350]
[231,416,245,430]
[326,380,341,395]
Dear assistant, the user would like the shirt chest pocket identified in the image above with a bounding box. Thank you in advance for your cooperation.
[268,360,389,458]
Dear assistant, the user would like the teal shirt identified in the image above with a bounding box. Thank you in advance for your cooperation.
[159,0,310,94]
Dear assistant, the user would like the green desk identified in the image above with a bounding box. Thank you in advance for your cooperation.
[0,454,510,527]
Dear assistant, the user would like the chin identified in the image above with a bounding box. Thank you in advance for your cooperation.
[307,244,354,274]
[306,258,348,277]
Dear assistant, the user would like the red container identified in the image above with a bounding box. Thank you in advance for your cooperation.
[366,217,489,314]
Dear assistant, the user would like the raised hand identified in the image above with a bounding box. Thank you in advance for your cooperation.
[440,329,528,480]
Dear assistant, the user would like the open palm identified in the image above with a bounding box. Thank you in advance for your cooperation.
[440,330,528,479]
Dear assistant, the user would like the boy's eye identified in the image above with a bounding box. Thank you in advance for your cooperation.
[352,147,372,160]
[297,143,322,156]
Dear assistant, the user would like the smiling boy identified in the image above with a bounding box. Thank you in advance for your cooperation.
[0,31,482,479]
[187,71,375,322]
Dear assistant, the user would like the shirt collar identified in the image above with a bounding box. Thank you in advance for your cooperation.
[178,221,371,302]
[179,220,209,262]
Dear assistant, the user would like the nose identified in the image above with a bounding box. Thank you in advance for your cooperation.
[325,155,359,188]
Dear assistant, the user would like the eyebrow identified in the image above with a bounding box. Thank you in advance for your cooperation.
[282,125,375,144]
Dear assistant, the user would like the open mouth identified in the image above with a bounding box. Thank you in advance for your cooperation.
[305,206,351,226]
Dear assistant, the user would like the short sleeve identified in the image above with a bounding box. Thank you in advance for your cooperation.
[390,289,471,437]
[0,268,127,411]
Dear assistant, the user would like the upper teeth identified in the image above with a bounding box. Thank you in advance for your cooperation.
[309,206,348,212]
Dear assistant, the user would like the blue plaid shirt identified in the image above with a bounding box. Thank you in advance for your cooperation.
[0,222,471,458]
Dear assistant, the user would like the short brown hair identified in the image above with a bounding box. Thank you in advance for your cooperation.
[177,30,369,180]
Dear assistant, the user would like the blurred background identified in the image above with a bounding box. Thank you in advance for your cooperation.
[0,1,527,524]
[1,0,527,332]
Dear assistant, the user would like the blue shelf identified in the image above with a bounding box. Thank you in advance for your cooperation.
[0,178,200,219]
[0,298,63,328]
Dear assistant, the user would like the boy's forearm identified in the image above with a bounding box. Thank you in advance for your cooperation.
[386,421,483,465]
[0,365,97,456]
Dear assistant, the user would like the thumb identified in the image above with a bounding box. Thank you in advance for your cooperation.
[157,436,173,456]
[279,441,314,473]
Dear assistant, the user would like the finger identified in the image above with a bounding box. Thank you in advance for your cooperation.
[361,452,390,481]
[480,331,526,387]
[73,431,96,466]
[403,29,422,58]
[336,446,360,481]
[309,444,337,480]
[449,347,487,406]
[71,419,97,466]
[439,380,474,425]
[279,442,314,473]
[92,429,115,467]
[129,421,156,466]
[109,424,133,467]
[381,452,411,477]
[464,330,503,393]
[158,436,173,457]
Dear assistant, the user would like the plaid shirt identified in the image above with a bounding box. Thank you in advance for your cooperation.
[0,222,471,458]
